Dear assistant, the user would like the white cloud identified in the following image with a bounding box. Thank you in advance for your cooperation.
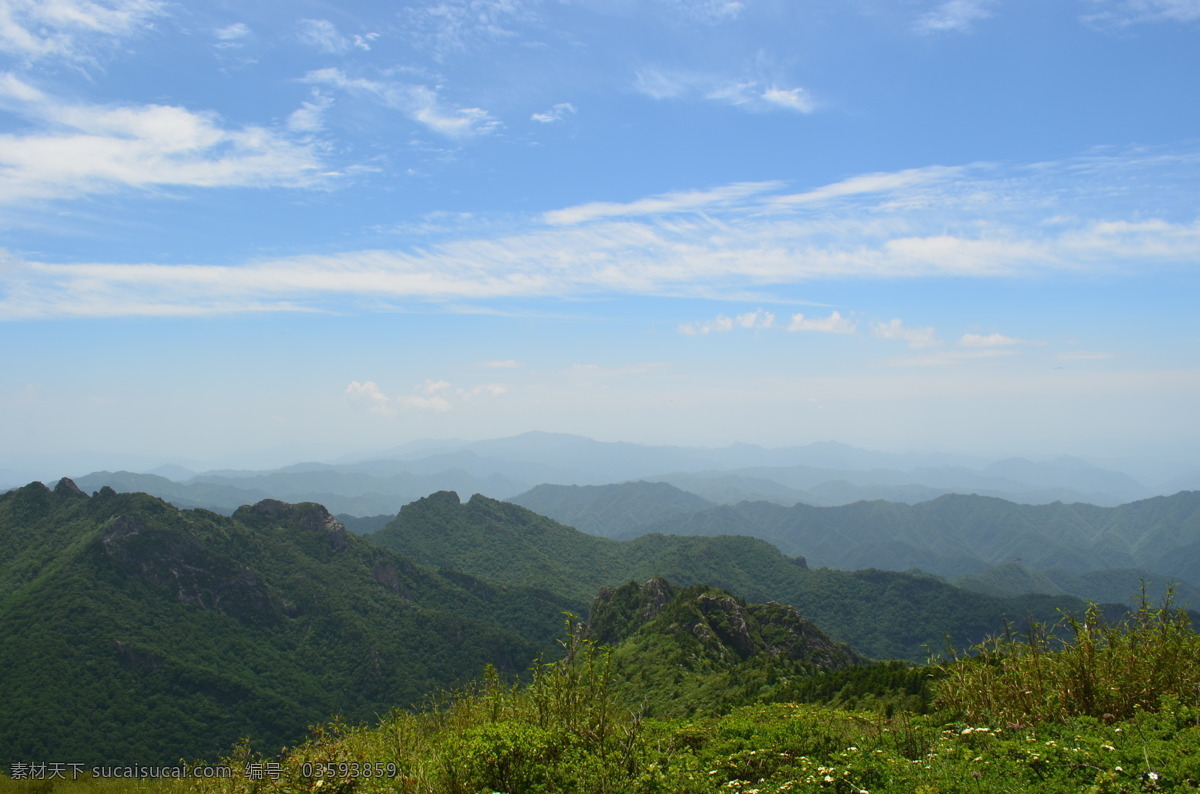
[214,23,250,43]
[545,181,779,225]
[771,166,964,207]
[1083,0,1200,26]
[481,359,521,368]
[298,19,378,54]
[873,319,939,348]
[915,0,995,34]
[303,68,500,139]
[636,68,815,114]
[0,77,326,202]
[531,102,576,123]
[347,377,501,415]
[0,0,165,61]
[6,147,1200,320]
[345,380,394,415]
[665,0,745,24]
[458,383,508,399]
[632,68,692,100]
[401,0,530,60]
[287,92,334,133]
[761,86,815,113]
[298,19,348,53]
[961,332,1025,347]
[680,309,774,335]
[788,311,856,334]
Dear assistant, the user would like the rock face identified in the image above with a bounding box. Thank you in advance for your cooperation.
[98,513,290,627]
[588,577,862,670]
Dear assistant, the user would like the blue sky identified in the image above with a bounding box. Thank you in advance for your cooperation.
[1,0,1198,478]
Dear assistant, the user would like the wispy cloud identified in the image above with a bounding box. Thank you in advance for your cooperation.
[213,23,250,45]
[0,0,165,62]
[531,102,576,123]
[1083,0,1200,27]
[664,0,745,24]
[915,0,996,34]
[303,67,500,139]
[960,332,1031,347]
[400,0,531,61]
[297,19,377,54]
[0,75,326,202]
[873,319,939,349]
[788,311,856,334]
[769,166,964,207]
[481,359,521,368]
[679,309,775,335]
[344,377,505,415]
[635,67,815,114]
[5,146,1200,320]
[544,181,780,225]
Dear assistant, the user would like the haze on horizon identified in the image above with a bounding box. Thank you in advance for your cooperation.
[1,0,1198,484]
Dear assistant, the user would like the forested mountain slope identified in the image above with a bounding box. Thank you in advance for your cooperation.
[0,480,569,765]
[632,491,1200,586]
[369,491,1116,662]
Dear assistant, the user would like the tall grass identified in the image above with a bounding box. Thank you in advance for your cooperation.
[935,588,1200,725]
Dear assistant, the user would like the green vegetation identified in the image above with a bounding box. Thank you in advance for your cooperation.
[936,591,1200,726]
[622,490,1200,598]
[0,481,571,765]
[371,491,1123,662]
[8,479,1197,788]
[12,594,1196,794]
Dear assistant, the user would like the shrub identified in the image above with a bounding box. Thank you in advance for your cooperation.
[934,589,1200,725]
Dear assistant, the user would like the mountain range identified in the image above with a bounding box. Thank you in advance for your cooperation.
[512,482,1200,601]
[51,432,1197,519]
[1,477,1119,765]
[0,480,568,765]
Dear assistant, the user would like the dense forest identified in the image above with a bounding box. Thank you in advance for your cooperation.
[3,480,1199,791]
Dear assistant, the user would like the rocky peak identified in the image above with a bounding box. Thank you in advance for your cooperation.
[236,499,349,550]
[54,477,87,498]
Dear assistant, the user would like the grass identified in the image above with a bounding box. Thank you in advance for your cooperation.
[5,596,1200,792]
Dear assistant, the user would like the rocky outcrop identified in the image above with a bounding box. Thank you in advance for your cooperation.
[98,514,291,626]
[587,577,862,670]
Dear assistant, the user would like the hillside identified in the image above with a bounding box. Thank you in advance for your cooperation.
[369,491,1116,661]
[630,490,1200,593]
[0,480,570,765]
[588,578,863,716]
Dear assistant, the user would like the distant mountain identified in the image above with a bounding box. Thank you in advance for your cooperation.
[634,491,1200,589]
[510,481,714,537]
[73,466,531,516]
[368,491,1114,662]
[0,480,570,765]
[951,562,1200,607]
[64,433,1169,518]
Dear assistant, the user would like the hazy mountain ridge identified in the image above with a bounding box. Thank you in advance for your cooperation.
[53,432,1186,520]
[537,485,1200,589]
